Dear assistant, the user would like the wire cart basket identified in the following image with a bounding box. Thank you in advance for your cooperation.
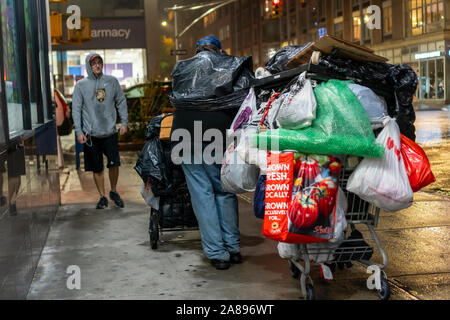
[287,156,390,300]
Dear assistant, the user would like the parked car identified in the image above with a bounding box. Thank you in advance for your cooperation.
[123,81,173,116]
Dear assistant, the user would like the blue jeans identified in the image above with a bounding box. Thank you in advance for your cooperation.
[181,162,240,261]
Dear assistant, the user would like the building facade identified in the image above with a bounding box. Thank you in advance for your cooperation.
[50,0,151,97]
[174,0,450,106]
[0,0,60,299]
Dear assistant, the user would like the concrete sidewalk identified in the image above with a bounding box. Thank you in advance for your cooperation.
[28,152,450,300]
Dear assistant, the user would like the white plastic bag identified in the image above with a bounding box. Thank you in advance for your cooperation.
[229,87,257,135]
[235,127,268,174]
[348,83,388,130]
[277,242,300,260]
[330,187,348,243]
[277,72,317,130]
[221,143,260,194]
[140,183,160,210]
[347,118,414,212]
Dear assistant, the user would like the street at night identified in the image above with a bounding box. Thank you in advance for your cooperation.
[0,0,449,306]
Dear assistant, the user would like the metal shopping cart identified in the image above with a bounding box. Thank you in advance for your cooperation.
[287,155,390,300]
[250,55,397,300]
[146,114,199,250]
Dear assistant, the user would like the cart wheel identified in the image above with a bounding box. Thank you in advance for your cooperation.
[377,273,390,301]
[288,260,300,279]
[305,284,315,300]
[149,210,159,250]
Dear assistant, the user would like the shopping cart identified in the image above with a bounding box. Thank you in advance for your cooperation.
[287,155,390,300]
[251,57,395,300]
[147,114,198,250]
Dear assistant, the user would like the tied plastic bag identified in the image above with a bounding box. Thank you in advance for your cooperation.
[235,127,268,174]
[401,134,436,192]
[221,143,260,194]
[140,182,160,210]
[347,83,388,129]
[277,72,317,130]
[230,87,257,134]
[347,118,414,212]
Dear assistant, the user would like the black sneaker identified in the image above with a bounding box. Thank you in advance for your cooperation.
[230,252,243,264]
[96,196,108,210]
[9,203,17,216]
[210,259,231,270]
[109,191,124,208]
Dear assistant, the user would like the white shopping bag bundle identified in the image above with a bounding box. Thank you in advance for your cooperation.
[140,183,160,210]
[229,87,257,136]
[347,118,413,212]
[277,72,317,130]
[221,143,260,194]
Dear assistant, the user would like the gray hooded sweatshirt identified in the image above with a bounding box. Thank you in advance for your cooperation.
[72,53,128,138]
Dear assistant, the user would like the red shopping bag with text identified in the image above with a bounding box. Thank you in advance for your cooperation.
[263,153,333,244]
[401,134,436,192]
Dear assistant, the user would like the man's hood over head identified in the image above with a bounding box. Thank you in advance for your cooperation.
[85,53,103,79]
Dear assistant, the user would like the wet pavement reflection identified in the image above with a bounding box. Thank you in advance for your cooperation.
[415,110,450,196]
[415,110,450,146]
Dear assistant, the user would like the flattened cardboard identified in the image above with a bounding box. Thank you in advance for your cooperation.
[287,35,388,68]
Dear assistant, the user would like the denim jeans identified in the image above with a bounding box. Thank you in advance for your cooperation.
[181,162,240,261]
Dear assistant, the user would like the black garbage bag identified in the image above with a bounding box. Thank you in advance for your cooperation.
[170,51,254,111]
[159,183,198,229]
[170,89,249,112]
[318,55,418,141]
[134,116,171,196]
[265,43,313,74]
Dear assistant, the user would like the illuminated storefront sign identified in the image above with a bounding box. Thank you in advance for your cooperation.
[415,51,442,60]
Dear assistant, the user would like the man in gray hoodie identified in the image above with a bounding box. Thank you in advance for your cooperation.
[72,53,128,209]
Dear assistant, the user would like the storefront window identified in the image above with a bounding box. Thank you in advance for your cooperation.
[419,58,444,100]
[24,0,40,126]
[1,0,25,138]
[436,59,444,99]
[37,0,51,121]
[59,48,146,97]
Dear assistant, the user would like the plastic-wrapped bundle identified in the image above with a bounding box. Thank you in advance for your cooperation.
[319,55,417,141]
[170,51,254,111]
[265,43,313,75]
[253,80,384,158]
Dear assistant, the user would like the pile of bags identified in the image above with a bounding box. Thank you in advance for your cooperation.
[220,53,436,265]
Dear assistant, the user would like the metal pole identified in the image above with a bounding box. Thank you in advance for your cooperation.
[174,7,179,63]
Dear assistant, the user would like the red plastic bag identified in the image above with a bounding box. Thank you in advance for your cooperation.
[401,134,436,192]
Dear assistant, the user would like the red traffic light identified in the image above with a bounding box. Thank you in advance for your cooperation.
[272,0,281,5]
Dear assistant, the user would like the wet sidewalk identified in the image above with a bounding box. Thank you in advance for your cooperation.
[28,151,450,300]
